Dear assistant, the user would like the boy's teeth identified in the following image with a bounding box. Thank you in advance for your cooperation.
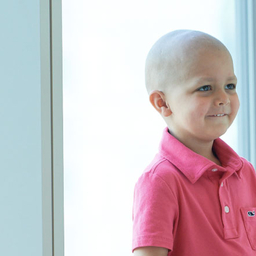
[216,114,224,116]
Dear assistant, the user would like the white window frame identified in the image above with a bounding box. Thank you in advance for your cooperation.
[236,0,256,167]
[41,0,256,255]
[41,0,64,255]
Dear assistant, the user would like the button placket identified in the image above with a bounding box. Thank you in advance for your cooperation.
[218,177,238,239]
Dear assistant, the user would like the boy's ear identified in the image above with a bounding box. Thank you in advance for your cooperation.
[149,90,172,117]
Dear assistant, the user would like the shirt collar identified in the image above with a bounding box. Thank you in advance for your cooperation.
[159,127,243,184]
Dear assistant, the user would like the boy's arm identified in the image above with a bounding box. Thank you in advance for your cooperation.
[133,247,169,256]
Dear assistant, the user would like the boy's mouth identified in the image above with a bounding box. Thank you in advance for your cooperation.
[208,113,227,117]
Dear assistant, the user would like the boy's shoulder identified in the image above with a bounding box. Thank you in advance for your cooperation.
[239,156,256,177]
[144,153,178,176]
[137,153,182,190]
[240,156,254,167]
[134,153,182,204]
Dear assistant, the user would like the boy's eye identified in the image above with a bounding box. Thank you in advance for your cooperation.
[198,85,212,91]
[225,83,236,90]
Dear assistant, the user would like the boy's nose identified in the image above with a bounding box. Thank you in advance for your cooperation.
[215,91,230,106]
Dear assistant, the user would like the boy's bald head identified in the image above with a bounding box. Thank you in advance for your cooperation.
[145,30,230,94]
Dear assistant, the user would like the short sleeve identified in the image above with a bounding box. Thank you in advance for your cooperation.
[132,170,178,252]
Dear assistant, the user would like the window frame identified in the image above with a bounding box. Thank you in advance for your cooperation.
[41,0,64,255]
[236,0,256,167]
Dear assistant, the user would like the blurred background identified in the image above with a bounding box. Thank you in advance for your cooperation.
[62,1,238,255]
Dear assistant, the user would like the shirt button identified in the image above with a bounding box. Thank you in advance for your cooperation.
[212,168,218,172]
[221,182,224,187]
[225,206,230,213]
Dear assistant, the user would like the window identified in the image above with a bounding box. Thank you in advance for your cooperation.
[63,1,239,255]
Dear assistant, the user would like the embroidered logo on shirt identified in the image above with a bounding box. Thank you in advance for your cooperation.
[247,210,255,217]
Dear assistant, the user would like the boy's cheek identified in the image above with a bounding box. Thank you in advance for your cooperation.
[231,97,240,116]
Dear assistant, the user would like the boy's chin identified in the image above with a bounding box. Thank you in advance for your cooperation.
[212,130,228,140]
[201,129,228,142]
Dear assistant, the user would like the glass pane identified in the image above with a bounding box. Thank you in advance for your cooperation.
[62,1,237,255]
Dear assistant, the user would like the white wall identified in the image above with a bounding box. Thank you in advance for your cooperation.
[0,1,42,255]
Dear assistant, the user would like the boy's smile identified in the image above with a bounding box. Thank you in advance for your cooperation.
[164,46,239,146]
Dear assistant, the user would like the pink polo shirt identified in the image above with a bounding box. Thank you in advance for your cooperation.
[132,128,256,255]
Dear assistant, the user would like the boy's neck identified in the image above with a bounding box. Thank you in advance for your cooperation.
[205,149,221,165]
[190,141,221,165]
[169,131,221,165]
[188,140,221,165]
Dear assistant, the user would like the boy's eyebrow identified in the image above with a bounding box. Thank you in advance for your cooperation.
[194,76,237,84]
[228,76,238,82]
[226,75,237,82]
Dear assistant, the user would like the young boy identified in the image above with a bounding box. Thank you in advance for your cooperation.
[132,30,256,256]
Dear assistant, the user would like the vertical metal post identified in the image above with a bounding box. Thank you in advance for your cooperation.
[41,0,54,255]
[41,0,64,255]
[235,0,256,167]
[247,0,256,167]
[50,0,65,255]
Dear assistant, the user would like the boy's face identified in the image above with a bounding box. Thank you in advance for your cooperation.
[165,47,239,144]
